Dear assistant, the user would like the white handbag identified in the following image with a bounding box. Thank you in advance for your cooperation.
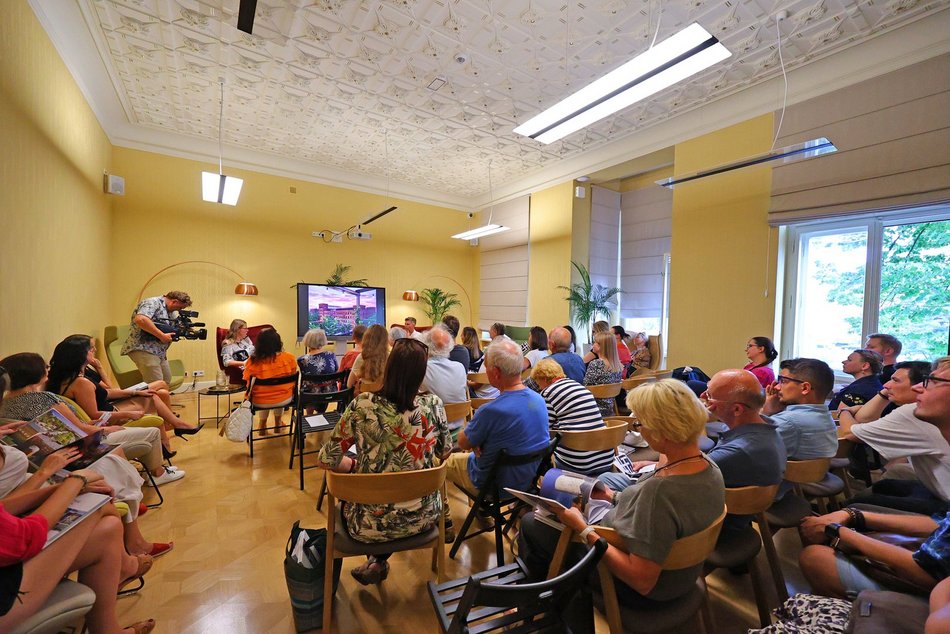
[222,399,253,442]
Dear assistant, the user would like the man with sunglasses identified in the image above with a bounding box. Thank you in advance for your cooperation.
[762,358,838,461]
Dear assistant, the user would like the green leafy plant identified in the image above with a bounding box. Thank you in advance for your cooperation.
[419,288,462,325]
[558,261,622,341]
[325,264,368,287]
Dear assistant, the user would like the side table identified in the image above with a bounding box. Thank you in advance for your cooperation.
[198,385,245,427]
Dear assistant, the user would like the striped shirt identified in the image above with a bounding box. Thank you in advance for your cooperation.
[541,379,613,475]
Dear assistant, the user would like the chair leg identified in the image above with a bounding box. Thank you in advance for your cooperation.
[316,474,328,512]
[137,461,163,509]
[749,550,773,628]
[449,502,480,560]
[757,515,788,603]
[323,495,336,634]
[698,591,713,634]
[494,517,505,566]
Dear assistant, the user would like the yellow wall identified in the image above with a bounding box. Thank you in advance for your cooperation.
[0,1,113,358]
[527,181,575,329]
[668,114,778,371]
[109,148,478,378]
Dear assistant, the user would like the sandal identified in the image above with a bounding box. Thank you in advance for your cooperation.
[351,558,390,586]
[119,554,153,591]
[124,618,156,634]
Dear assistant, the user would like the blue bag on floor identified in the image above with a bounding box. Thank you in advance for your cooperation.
[284,520,342,632]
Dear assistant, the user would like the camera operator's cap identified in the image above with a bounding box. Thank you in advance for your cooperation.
[235,282,258,296]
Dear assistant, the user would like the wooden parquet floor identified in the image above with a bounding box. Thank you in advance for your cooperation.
[115,392,812,633]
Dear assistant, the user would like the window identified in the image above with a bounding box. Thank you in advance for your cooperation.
[782,209,950,369]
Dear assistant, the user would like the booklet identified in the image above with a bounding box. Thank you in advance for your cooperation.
[1,408,114,470]
[44,492,111,548]
[303,412,340,432]
[127,382,149,392]
[504,468,614,527]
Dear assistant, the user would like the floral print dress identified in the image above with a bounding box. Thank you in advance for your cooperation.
[583,359,622,417]
[297,351,339,393]
[317,392,450,543]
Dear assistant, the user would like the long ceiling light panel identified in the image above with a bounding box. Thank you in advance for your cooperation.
[451,224,510,240]
[514,23,731,144]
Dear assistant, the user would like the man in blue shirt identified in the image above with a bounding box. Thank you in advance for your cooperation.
[547,327,586,383]
[444,339,551,535]
[828,349,884,410]
[762,358,838,460]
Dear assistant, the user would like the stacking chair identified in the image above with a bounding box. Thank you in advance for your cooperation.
[585,382,623,415]
[470,397,494,410]
[428,538,608,633]
[830,435,856,499]
[449,437,560,566]
[246,373,299,458]
[9,579,96,634]
[603,415,640,433]
[290,371,353,491]
[652,369,674,380]
[554,419,629,466]
[621,374,656,391]
[322,464,448,633]
[355,378,381,396]
[442,401,473,425]
[703,484,780,627]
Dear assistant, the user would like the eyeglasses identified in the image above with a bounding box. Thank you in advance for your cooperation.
[394,338,428,352]
[922,375,950,389]
[776,375,807,385]
[700,391,752,408]
[745,343,760,349]
[628,420,643,430]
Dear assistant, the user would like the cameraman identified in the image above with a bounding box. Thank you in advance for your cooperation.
[121,291,192,384]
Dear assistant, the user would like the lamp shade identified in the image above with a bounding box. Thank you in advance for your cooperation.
[234,282,259,296]
[402,290,419,301]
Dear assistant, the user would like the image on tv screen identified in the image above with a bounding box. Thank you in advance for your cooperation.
[299,285,385,338]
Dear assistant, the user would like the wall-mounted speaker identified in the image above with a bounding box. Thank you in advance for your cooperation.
[103,174,125,196]
[575,185,586,198]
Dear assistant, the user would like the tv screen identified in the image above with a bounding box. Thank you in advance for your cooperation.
[296,284,386,339]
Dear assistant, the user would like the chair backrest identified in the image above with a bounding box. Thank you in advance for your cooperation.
[471,397,494,410]
[621,374,656,391]
[521,368,533,380]
[785,458,832,484]
[442,401,473,423]
[299,371,353,410]
[555,419,629,452]
[325,462,447,505]
[585,382,622,399]
[356,378,382,395]
[652,369,674,380]
[647,334,662,370]
[103,324,144,389]
[603,415,640,433]
[468,372,489,385]
[248,373,299,404]
[724,484,781,515]
[484,437,560,499]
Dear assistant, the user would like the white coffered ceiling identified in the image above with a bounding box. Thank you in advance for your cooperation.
[31,0,950,208]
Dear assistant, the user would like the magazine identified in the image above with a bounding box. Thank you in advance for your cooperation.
[45,492,111,548]
[1,408,114,470]
[504,468,614,528]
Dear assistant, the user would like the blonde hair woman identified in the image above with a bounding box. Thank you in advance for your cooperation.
[221,319,254,369]
[518,379,724,611]
[346,324,388,390]
[583,331,623,416]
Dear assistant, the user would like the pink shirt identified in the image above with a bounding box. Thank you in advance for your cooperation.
[744,363,775,389]
[0,505,48,566]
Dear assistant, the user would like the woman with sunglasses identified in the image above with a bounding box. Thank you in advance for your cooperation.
[318,337,451,585]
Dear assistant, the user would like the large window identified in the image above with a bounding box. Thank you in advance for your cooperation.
[783,210,950,368]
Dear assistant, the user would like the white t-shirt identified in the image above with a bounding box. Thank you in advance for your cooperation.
[851,403,950,501]
[524,349,550,368]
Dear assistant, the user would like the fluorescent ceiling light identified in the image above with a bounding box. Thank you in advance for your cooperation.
[655,137,838,188]
[514,23,731,144]
[202,172,244,206]
[452,224,510,240]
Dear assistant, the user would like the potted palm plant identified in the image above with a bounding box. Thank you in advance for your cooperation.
[558,261,622,342]
[325,264,368,287]
[419,288,461,325]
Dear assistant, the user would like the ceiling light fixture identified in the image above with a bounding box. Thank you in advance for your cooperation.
[514,23,731,144]
[452,160,509,241]
[201,79,243,206]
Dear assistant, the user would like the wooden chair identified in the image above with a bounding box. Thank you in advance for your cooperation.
[604,415,640,434]
[442,401,473,424]
[549,508,727,634]
[647,334,662,371]
[585,382,623,415]
[704,484,780,628]
[652,369,674,380]
[291,371,353,491]
[355,378,382,396]
[467,372,489,385]
[830,436,855,498]
[555,419,629,455]
[521,368,533,380]
[470,397,494,410]
[428,538,608,633]
[323,463,448,633]
[621,374,656,391]
[246,373,299,457]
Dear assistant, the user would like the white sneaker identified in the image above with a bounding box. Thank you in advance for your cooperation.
[149,467,186,486]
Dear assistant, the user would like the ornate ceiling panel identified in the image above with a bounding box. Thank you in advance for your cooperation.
[61,0,950,197]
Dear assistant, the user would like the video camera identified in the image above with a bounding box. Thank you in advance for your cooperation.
[154,309,208,341]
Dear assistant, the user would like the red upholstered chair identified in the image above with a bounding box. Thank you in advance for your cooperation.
[215,324,275,386]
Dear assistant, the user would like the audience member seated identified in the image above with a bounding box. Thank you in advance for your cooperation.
[548,327,586,383]
[346,324,388,390]
[837,357,950,515]
[532,359,612,476]
[420,327,468,442]
[220,319,254,371]
[829,349,885,410]
[297,328,339,415]
[522,326,550,371]
[564,325,578,354]
[444,340,550,535]
[46,337,186,485]
[388,326,406,346]
[403,316,425,341]
[612,326,633,368]
[442,315,471,370]
[518,379,725,615]
[627,331,651,375]
[243,328,297,435]
[317,337,450,585]
[844,361,931,423]
[0,469,156,634]
[461,326,483,371]
[800,505,950,599]
[866,332,902,383]
[583,331,623,417]
[762,358,838,460]
[744,336,778,389]
[339,324,366,373]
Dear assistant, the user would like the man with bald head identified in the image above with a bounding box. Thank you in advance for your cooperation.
[547,327,586,383]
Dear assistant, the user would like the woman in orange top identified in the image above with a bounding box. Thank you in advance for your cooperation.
[243,328,298,435]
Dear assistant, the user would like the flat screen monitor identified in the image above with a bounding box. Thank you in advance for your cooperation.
[296,283,386,340]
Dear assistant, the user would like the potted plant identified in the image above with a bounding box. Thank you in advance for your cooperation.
[558,261,621,342]
[419,288,461,325]
[325,264,368,287]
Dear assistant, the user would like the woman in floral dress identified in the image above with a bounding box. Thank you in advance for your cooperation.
[318,337,451,585]
[583,331,623,416]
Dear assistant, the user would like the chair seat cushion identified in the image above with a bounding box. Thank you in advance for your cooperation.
[593,577,706,633]
[332,506,438,556]
[706,526,762,569]
[765,493,814,528]
[830,457,851,469]
[800,473,844,497]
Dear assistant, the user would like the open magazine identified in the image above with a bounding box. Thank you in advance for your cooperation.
[45,492,111,548]
[0,409,114,470]
[504,468,615,529]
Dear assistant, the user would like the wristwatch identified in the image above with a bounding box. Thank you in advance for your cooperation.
[825,522,843,540]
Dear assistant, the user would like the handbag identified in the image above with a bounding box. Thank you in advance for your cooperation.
[220,400,253,442]
[284,521,342,632]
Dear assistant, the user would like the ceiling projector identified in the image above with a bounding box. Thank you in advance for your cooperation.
[347,227,372,240]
